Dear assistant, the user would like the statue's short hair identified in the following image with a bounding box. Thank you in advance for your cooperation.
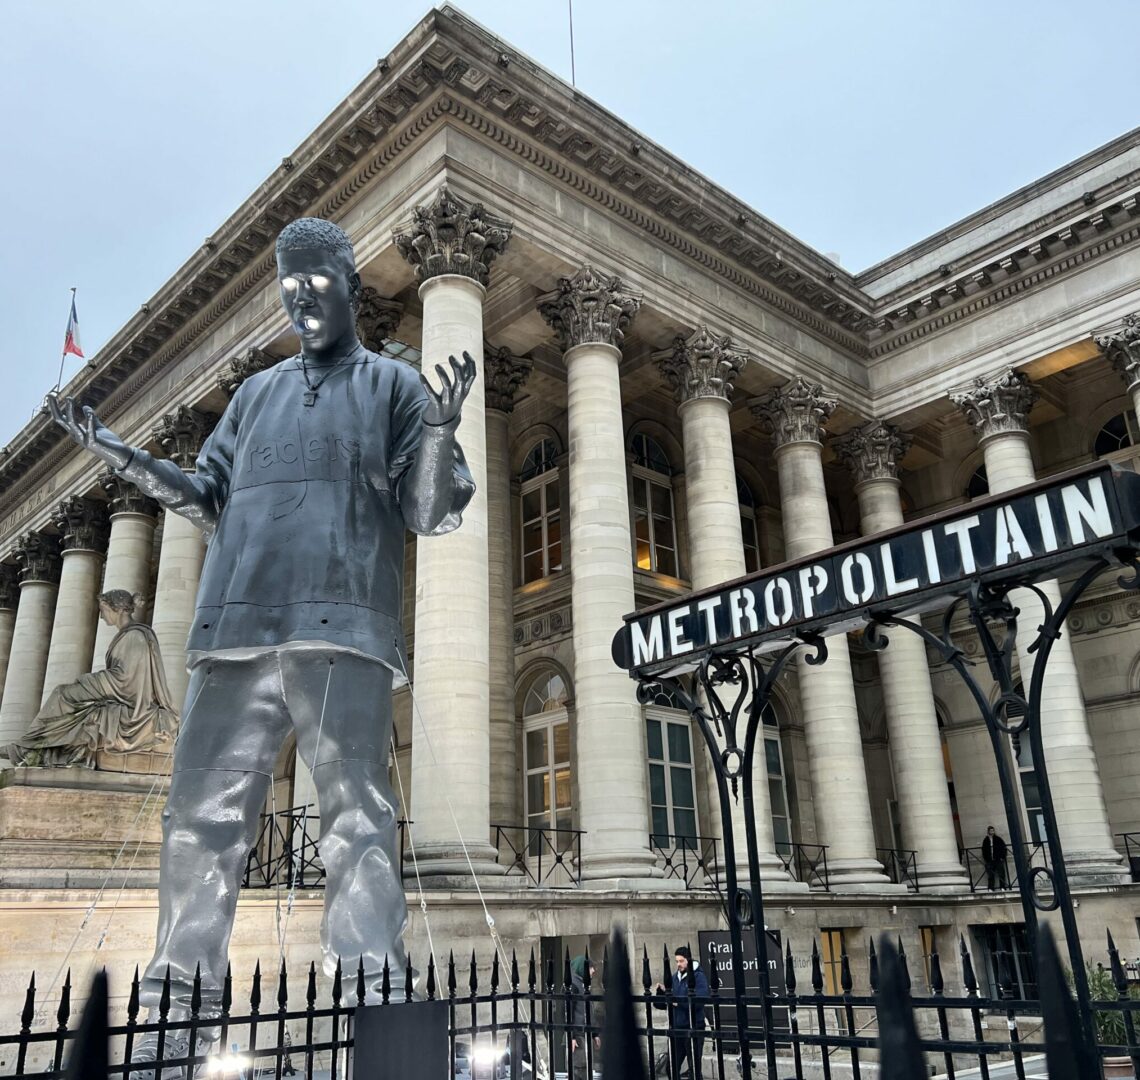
[99,589,137,614]
[275,218,356,267]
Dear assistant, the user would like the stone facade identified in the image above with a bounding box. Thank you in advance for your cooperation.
[0,6,1138,1023]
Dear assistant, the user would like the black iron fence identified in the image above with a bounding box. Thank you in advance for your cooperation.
[960,840,1051,894]
[492,823,583,888]
[876,847,920,891]
[775,841,830,890]
[242,809,411,890]
[5,927,1140,1080]
[648,833,720,890]
[1119,832,1140,883]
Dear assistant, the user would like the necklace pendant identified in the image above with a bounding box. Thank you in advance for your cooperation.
[303,389,318,407]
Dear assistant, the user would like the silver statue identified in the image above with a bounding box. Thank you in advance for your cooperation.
[8,588,177,768]
[48,218,475,1020]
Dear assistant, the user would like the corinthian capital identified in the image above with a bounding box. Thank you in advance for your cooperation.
[1095,312,1140,392]
[749,377,837,447]
[52,495,109,553]
[217,346,278,399]
[951,369,1037,440]
[154,405,219,470]
[14,532,61,585]
[484,344,533,413]
[833,420,913,485]
[0,563,18,608]
[356,287,404,352]
[655,327,747,405]
[394,186,513,286]
[99,473,159,519]
[537,266,641,352]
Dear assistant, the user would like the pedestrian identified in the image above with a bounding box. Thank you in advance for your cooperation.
[982,825,1009,890]
[654,946,709,1080]
[569,955,600,1080]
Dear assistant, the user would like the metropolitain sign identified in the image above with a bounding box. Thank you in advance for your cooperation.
[612,463,1140,678]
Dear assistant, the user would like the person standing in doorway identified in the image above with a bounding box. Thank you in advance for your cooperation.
[982,825,1009,889]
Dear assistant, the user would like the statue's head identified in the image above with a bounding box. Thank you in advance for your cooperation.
[275,218,362,361]
[98,589,137,621]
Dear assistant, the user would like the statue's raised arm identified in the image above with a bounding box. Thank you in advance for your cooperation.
[46,393,134,470]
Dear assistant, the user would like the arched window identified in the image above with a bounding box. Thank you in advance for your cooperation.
[645,692,698,849]
[1094,410,1140,457]
[737,477,762,574]
[763,707,793,854]
[519,438,562,584]
[522,672,572,841]
[631,433,678,576]
[966,463,989,500]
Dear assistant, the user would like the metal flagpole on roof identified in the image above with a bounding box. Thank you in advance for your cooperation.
[55,287,83,391]
[568,0,577,86]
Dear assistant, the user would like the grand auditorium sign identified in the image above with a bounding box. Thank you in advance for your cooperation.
[613,463,1140,677]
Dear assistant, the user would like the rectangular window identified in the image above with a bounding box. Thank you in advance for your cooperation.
[646,715,698,849]
[520,475,563,583]
[820,929,845,995]
[919,927,936,990]
[631,472,678,576]
[741,513,761,574]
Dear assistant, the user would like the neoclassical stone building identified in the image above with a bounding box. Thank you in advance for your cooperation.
[1,5,1138,1023]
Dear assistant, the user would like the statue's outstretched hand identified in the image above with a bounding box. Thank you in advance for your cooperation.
[420,352,476,427]
[46,393,133,470]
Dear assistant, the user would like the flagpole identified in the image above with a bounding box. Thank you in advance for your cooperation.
[55,287,77,392]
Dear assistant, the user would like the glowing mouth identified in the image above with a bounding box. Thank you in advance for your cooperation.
[302,317,320,332]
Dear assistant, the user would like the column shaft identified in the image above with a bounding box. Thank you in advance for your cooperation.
[564,341,658,881]
[981,430,1123,882]
[856,476,967,889]
[775,441,889,886]
[486,408,519,829]
[409,275,499,878]
[93,513,156,666]
[0,608,15,707]
[41,549,104,700]
[0,582,59,751]
[150,509,206,707]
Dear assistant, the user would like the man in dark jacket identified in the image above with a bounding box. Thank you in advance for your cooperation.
[982,825,1009,890]
[654,946,710,1080]
[569,955,600,1080]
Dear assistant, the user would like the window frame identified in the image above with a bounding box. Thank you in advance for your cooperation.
[645,701,700,850]
[737,476,762,575]
[518,439,563,584]
[630,433,679,577]
[819,928,845,995]
[521,674,573,848]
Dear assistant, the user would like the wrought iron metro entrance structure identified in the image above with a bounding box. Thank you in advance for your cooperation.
[612,460,1140,1076]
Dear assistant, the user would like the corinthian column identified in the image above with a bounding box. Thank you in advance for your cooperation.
[0,564,20,707]
[41,496,108,697]
[395,186,512,880]
[656,328,794,886]
[0,534,61,753]
[356,288,405,353]
[485,345,533,829]
[834,422,968,889]
[751,379,892,888]
[539,267,660,883]
[93,475,158,666]
[952,370,1124,883]
[150,406,217,705]
[1096,313,1140,418]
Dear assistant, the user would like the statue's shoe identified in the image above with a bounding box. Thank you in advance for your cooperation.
[127,1029,218,1080]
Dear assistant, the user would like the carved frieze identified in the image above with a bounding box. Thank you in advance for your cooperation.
[0,562,19,608]
[537,266,641,352]
[1096,312,1140,392]
[14,532,61,585]
[832,420,912,485]
[655,327,747,404]
[99,473,159,519]
[217,347,278,399]
[153,405,219,470]
[52,496,109,553]
[749,377,837,447]
[513,605,572,646]
[484,344,533,413]
[394,185,512,286]
[356,287,404,351]
[951,370,1037,440]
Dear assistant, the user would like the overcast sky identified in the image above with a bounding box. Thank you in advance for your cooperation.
[3,0,1138,446]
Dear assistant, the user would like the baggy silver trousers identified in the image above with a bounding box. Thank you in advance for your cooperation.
[140,647,407,1009]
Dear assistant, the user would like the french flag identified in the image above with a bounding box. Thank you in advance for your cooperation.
[63,292,84,359]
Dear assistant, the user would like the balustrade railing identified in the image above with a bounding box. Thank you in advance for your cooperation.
[648,833,720,890]
[960,840,1050,894]
[1118,832,1140,882]
[775,842,830,890]
[876,847,920,891]
[242,808,410,889]
[492,823,583,888]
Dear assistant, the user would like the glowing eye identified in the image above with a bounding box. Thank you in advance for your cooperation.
[311,275,331,292]
[281,277,299,292]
